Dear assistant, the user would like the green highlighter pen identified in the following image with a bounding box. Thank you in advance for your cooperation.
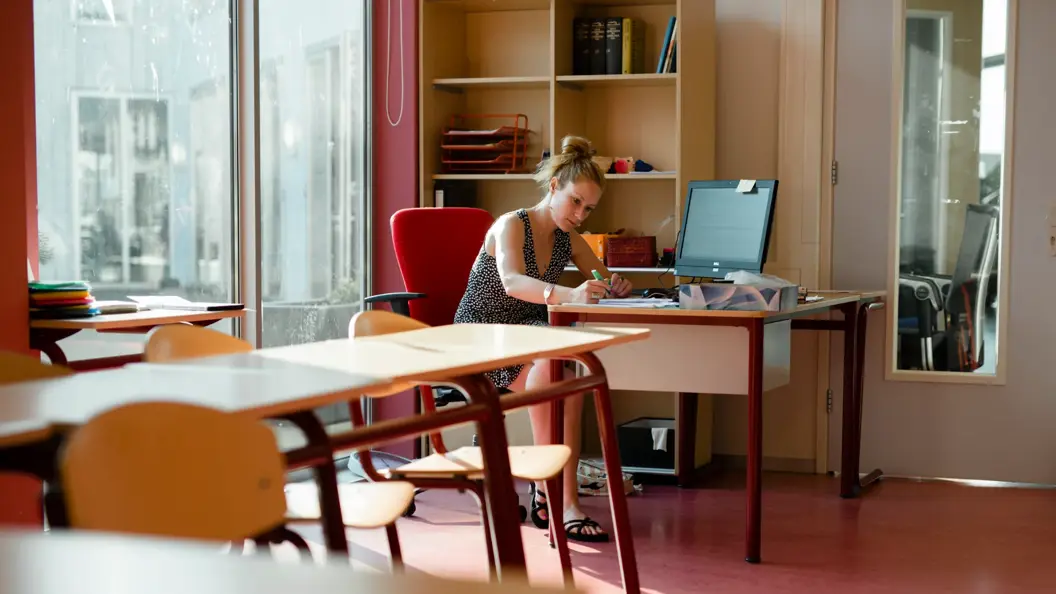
[591,269,611,295]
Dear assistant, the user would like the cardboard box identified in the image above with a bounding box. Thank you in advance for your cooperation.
[580,233,617,261]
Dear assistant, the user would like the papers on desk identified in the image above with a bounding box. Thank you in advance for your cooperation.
[590,298,678,309]
[128,295,245,312]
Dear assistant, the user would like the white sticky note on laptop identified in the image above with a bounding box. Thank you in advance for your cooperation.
[736,179,756,193]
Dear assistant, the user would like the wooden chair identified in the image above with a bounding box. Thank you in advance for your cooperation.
[347,310,574,585]
[0,351,72,385]
[0,352,75,525]
[60,401,298,544]
[143,325,412,569]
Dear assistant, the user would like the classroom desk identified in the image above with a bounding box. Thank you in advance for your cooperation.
[549,291,885,564]
[0,530,571,594]
[181,323,650,593]
[0,323,649,588]
[30,309,245,370]
[0,361,392,555]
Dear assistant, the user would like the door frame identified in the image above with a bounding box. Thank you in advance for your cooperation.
[814,0,838,474]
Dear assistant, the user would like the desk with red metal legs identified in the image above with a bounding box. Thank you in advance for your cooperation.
[549,291,885,564]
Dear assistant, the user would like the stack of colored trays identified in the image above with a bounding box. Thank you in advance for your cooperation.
[29,281,100,319]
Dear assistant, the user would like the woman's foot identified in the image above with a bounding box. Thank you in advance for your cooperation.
[529,482,549,529]
[563,506,609,543]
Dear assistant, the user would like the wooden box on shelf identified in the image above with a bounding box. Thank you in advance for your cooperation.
[607,235,657,268]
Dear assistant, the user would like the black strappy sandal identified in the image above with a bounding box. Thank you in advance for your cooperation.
[528,482,549,529]
[564,517,610,543]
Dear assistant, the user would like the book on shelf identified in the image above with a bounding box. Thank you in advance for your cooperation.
[589,17,606,74]
[572,16,665,76]
[657,16,677,74]
[606,17,645,75]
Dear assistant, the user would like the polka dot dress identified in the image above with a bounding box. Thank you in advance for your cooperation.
[454,209,572,390]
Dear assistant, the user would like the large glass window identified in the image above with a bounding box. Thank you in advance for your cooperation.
[34,0,235,360]
[893,0,1010,378]
[258,3,368,350]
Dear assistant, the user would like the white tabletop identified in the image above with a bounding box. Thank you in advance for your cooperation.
[186,323,651,382]
[0,530,565,594]
[0,359,391,428]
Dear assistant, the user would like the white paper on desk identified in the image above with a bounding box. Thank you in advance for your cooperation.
[128,295,194,309]
[651,427,669,452]
[589,300,676,309]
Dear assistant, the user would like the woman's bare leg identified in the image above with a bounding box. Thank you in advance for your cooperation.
[507,361,605,537]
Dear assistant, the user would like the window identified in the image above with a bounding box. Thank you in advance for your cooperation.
[74,94,172,288]
[34,0,235,359]
[72,0,132,24]
[258,7,369,350]
[892,0,1011,380]
[33,1,371,373]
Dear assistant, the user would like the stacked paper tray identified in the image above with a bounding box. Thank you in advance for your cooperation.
[440,114,531,174]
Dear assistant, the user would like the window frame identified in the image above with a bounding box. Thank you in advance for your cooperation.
[884,0,1018,385]
[232,0,373,348]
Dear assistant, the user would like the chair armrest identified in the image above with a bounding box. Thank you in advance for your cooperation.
[898,274,943,312]
[364,292,426,317]
[911,273,953,300]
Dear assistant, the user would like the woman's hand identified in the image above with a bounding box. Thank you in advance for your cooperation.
[568,280,613,304]
[609,273,633,298]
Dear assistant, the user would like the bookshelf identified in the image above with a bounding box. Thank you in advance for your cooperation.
[418,0,717,466]
[419,0,715,279]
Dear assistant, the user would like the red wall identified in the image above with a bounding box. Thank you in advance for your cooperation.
[0,0,44,527]
[369,0,420,459]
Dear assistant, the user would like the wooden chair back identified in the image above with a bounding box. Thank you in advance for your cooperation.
[60,401,288,542]
[348,309,430,338]
[348,310,446,453]
[144,324,252,362]
[0,351,72,384]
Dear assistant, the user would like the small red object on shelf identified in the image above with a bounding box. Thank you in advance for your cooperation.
[441,114,531,174]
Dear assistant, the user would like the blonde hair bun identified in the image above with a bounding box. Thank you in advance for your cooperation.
[533,134,606,193]
[560,135,593,158]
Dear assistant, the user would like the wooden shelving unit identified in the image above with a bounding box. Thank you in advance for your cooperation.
[418,0,716,465]
[419,0,715,266]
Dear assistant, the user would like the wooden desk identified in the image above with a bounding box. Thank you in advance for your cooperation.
[0,361,391,554]
[30,309,245,370]
[178,323,650,592]
[0,530,569,594]
[549,292,885,565]
[2,323,648,587]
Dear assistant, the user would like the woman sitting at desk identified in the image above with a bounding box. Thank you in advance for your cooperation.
[454,135,631,543]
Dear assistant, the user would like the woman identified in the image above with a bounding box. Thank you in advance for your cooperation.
[453,135,633,543]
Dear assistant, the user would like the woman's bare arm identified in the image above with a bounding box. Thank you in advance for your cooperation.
[492,214,573,304]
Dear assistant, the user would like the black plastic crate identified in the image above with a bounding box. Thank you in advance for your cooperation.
[617,417,675,470]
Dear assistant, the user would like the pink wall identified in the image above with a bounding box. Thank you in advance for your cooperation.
[370,0,420,458]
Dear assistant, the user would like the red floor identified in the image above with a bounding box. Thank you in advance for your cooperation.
[290,472,1056,593]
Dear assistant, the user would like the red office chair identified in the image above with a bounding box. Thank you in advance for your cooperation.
[365,206,494,324]
[364,206,496,407]
[354,207,519,516]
